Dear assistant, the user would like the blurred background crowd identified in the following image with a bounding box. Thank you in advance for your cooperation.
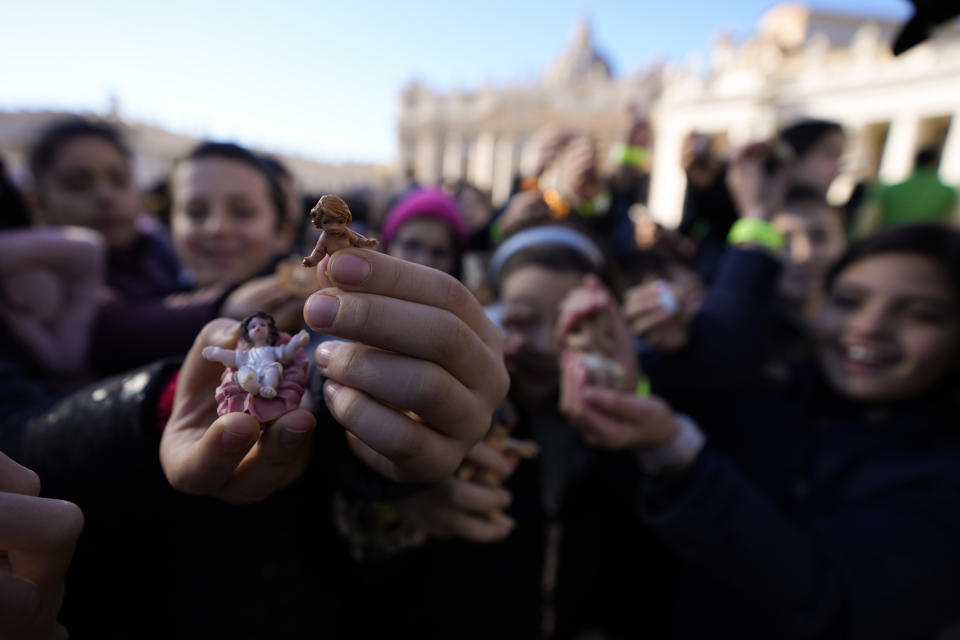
[3,1,960,639]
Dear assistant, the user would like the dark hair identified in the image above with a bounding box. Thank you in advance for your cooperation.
[29,119,130,181]
[179,142,286,229]
[779,119,843,159]
[915,146,939,169]
[496,223,619,296]
[617,250,674,287]
[1,158,31,229]
[239,311,279,347]
[825,225,960,300]
[259,155,292,181]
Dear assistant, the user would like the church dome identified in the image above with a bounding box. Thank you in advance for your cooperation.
[542,21,613,87]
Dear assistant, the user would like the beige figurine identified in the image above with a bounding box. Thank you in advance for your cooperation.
[558,276,628,390]
[302,194,378,268]
[458,402,539,528]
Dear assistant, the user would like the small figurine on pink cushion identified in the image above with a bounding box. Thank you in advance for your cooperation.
[202,311,310,422]
[302,194,378,268]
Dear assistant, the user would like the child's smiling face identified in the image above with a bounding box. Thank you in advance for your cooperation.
[816,252,959,402]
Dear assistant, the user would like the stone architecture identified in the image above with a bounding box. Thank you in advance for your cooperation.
[397,4,960,227]
[397,21,662,206]
[0,109,390,195]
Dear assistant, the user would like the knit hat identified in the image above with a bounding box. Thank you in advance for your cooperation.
[381,188,469,249]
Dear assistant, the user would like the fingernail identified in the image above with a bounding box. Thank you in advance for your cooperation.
[323,380,342,400]
[330,253,371,285]
[498,489,512,508]
[280,426,312,448]
[305,293,339,329]
[314,340,343,370]
[221,425,256,453]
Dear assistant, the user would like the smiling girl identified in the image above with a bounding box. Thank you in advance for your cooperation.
[560,224,960,639]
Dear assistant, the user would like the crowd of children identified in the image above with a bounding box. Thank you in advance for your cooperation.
[1,107,959,639]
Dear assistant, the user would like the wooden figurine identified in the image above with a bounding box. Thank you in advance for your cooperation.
[302,194,378,268]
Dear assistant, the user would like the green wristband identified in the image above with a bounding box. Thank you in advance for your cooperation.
[611,144,649,169]
[635,376,651,398]
[727,218,785,251]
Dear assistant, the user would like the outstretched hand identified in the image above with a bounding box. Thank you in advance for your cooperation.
[555,274,639,389]
[0,452,83,640]
[305,249,510,484]
[393,440,518,543]
[160,319,317,504]
[560,353,678,451]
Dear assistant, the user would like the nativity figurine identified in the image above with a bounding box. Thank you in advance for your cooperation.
[301,194,378,268]
[202,311,310,422]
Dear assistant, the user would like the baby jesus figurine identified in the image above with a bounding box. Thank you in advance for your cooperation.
[302,194,378,268]
[557,276,631,390]
[202,311,311,422]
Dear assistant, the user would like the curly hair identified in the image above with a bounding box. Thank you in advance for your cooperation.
[309,194,352,228]
[239,311,279,347]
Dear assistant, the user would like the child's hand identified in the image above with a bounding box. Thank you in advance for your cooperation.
[556,275,638,389]
[393,441,517,543]
[0,452,83,640]
[560,353,678,450]
[160,319,317,504]
[222,275,305,333]
[305,249,510,484]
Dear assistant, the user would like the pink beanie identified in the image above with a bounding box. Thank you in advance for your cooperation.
[381,188,469,249]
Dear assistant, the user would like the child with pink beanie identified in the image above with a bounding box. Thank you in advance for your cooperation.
[381,188,469,279]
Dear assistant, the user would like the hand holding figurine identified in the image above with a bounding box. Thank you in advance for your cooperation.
[393,440,518,543]
[306,249,510,484]
[560,356,678,451]
[555,275,637,391]
[160,317,316,504]
[0,452,83,640]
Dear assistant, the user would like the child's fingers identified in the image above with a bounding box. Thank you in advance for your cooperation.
[160,412,260,497]
[463,441,516,480]
[314,340,486,443]
[324,381,465,483]
[216,409,316,504]
[429,503,513,544]
[0,453,41,497]
[305,290,499,405]
[442,478,512,515]
[322,249,502,347]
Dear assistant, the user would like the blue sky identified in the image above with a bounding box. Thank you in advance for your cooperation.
[2,1,910,162]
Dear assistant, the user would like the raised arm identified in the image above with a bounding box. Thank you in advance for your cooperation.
[281,330,310,362]
[201,345,238,369]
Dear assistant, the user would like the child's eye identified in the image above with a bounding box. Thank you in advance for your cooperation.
[60,172,92,192]
[186,203,207,220]
[906,307,948,324]
[829,293,860,310]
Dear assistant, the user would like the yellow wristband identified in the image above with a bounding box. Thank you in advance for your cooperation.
[727,218,785,251]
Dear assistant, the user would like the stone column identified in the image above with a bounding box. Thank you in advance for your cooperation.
[415,134,442,185]
[878,115,919,184]
[938,111,960,186]
[491,136,516,205]
[469,132,496,191]
[442,137,465,182]
[647,121,687,229]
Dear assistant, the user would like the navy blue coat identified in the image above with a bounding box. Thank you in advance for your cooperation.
[640,248,960,639]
